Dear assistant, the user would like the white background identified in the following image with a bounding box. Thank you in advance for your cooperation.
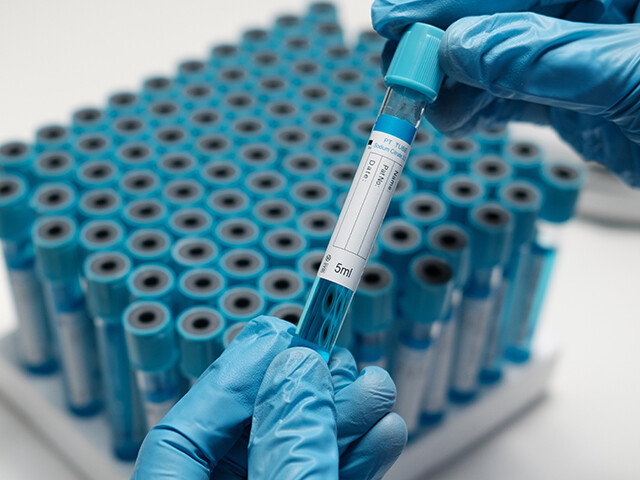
[0,1,639,479]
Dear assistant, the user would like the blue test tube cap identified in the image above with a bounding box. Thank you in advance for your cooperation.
[218,286,265,324]
[400,192,448,229]
[539,162,585,223]
[178,268,226,305]
[177,306,226,380]
[32,215,80,280]
[468,202,514,270]
[350,262,395,334]
[128,264,176,303]
[0,141,33,176]
[31,183,77,217]
[385,23,445,102]
[498,180,542,246]
[79,219,125,257]
[123,301,177,372]
[406,254,454,324]
[84,251,132,320]
[0,173,32,239]
[426,222,471,288]
[259,268,305,305]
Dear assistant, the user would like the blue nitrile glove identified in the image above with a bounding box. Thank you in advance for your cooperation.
[372,0,640,187]
[132,316,407,480]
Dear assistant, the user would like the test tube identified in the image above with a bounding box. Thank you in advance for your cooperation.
[0,141,34,179]
[440,174,486,223]
[162,178,205,210]
[168,207,213,237]
[109,116,150,144]
[33,151,75,182]
[35,125,72,152]
[221,92,259,118]
[378,219,423,287]
[400,193,448,231]
[194,133,232,161]
[297,209,337,248]
[349,262,395,371]
[107,92,141,117]
[75,159,120,190]
[449,203,513,402]
[156,152,198,179]
[289,179,333,210]
[125,228,172,265]
[71,107,108,134]
[274,126,312,155]
[199,160,242,189]
[503,141,543,180]
[209,44,242,69]
[0,174,56,373]
[263,100,301,127]
[281,152,323,180]
[261,227,308,267]
[153,125,191,153]
[176,59,208,84]
[206,188,251,220]
[230,117,269,144]
[32,216,101,415]
[315,135,357,165]
[140,76,176,102]
[473,125,508,153]
[127,264,176,307]
[115,142,156,170]
[268,302,305,326]
[119,169,162,201]
[218,248,267,286]
[244,171,288,200]
[177,268,226,311]
[30,183,76,216]
[438,137,480,172]
[177,307,226,385]
[259,268,305,308]
[241,28,273,53]
[214,218,261,250]
[179,82,217,110]
[480,180,542,384]
[123,301,180,430]
[296,248,325,287]
[122,199,169,230]
[326,163,357,194]
[146,100,183,127]
[504,162,584,363]
[84,252,145,460]
[78,188,123,222]
[218,287,265,324]
[394,255,454,434]
[470,155,513,198]
[407,153,451,192]
[171,237,219,272]
[306,109,344,138]
[79,219,125,260]
[295,23,446,359]
[251,198,297,229]
[222,322,248,350]
[420,224,471,424]
[237,143,279,171]
[187,107,224,135]
[255,75,290,101]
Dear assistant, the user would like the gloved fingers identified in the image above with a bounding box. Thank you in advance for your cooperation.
[328,345,358,393]
[248,347,339,480]
[209,430,249,480]
[335,366,397,455]
[338,412,408,480]
[133,316,294,476]
[425,79,552,137]
[440,12,640,135]
[371,0,575,39]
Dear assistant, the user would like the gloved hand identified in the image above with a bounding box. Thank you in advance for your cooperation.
[372,0,640,187]
[132,316,407,480]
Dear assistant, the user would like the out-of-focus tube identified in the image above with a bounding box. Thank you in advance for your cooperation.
[177,307,226,385]
[156,152,198,179]
[504,162,584,363]
[119,169,161,201]
[218,287,265,324]
[123,301,180,430]
[258,268,305,308]
[297,209,337,248]
[75,159,120,190]
[473,125,508,154]
[199,160,242,189]
[470,155,513,198]
[122,199,169,230]
[222,322,248,350]
[214,218,261,250]
[400,193,448,231]
[244,171,288,199]
[407,153,451,192]
[127,264,176,308]
[79,219,125,260]
[237,143,278,172]
[218,248,267,286]
[438,137,480,172]
[479,180,542,384]
[441,174,486,224]
[162,178,205,210]
[71,107,108,134]
[115,142,155,170]
[171,237,219,272]
[125,228,172,265]
[168,207,213,238]
[30,183,76,217]
[503,141,543,180]
[296,249,325,287]
[252,198,296,229]
[177,268,226,311]
[449,203,513,402]
[33,151,75,182]
[78,188,123,221]
[206,188,251,220]
[378,219,423,288]
[33,216,101,415]
[394,255,454,435]
[0,174,56,373]
[261,227,308,267]
[350,262,395,371]
[268,302,305,326]
[281,152,323,180]
[84,252,145,460]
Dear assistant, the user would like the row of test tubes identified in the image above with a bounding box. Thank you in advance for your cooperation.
[0,1,583,461]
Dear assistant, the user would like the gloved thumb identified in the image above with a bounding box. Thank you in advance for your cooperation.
[440,12,640,143]
[248,347,339,480]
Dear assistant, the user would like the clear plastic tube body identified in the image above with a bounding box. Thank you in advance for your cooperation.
[295,86,428,360]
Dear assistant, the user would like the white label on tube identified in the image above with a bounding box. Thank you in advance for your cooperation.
[393,343,433,433]
[451,296,493,393]
[57,311,97,408]
[422,320,456,414]
[319,129,412,291]
[8,269,51,366]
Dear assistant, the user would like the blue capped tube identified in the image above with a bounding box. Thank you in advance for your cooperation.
[378,219,423,289]
[218,286,265,324]
[449,203,513,402]
[480,180,542,384]
[470,155,513,198]
[296,249,325,288]
[168,208,213,237]
[438,137,480,172]
[258,268,305,308]
[35,125,72,152]
[156,152,198,180]
[295,23,446,360]
[214,218,261,250]
[222,322,248,350]
[237,143,279,172]
[268,302,305,327]
[171,237,219,272]
[297,209,337,248]
[177,268,226,311]
[0,174,56,373]
[33,216,101,415]
[75,160,120,190]
[473,125,508,154]
[71,107,108,134]
[504,141,543,180]
[84,252,145,460]
[119,169,162,201]
[127,264,176,308]
[177,307,226,386]
[162,178,205,210]
[504,162,584,363]
[33,151,75,182]
[79,219,125,260]
[407,153,451,192]
[251,198,297,229]
[244,171,288,200]
[199,160,242,189]
[394,254,454,434]
[218,248,267,286]
[78,188,123,222]
[349,262,395,371]
[30,183,76,217]
[400,192,448,231]
[261,227,308,267]
[441,174,486,223]
[122,199,169,230]
[123,301,180,430]
[186,107,224,135]
[206,188,251,220]
[145,100,183,127]
[0,141,34,179]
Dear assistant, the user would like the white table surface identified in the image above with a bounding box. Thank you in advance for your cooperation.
[1,1,639,479]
